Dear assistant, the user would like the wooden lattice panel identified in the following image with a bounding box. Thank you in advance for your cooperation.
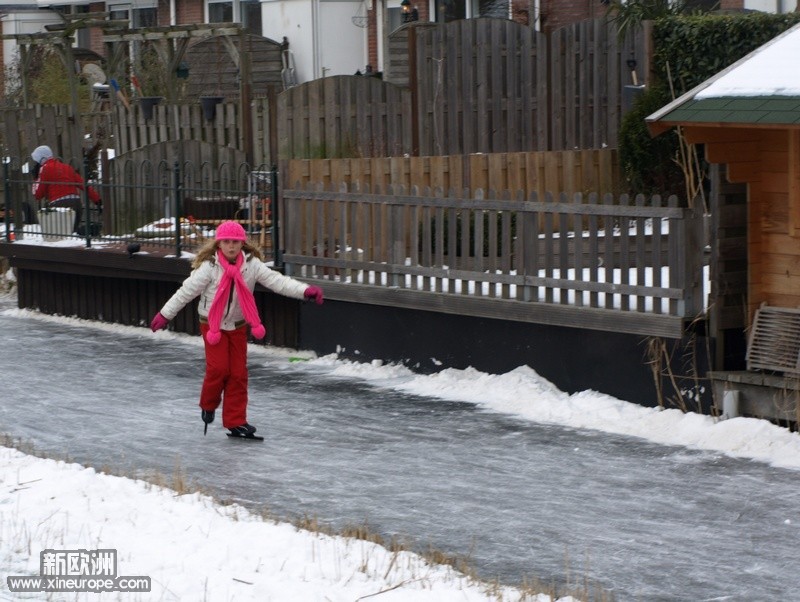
[746,305,800,374]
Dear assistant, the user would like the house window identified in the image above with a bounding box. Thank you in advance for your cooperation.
[436,0,465,22]
[108,2,158,28]
[110,1,160,84]
[134,7,158,27]
[208,0,234,23]
[50,4,92,47]
[386,0,405,32]
[433,0,508,22]
[208,0,262,35]
[241,0,262,35]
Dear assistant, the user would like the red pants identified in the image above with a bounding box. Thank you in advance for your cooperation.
[199,323,249,428]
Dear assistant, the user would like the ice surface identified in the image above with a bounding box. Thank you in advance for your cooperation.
[1,307,799,600]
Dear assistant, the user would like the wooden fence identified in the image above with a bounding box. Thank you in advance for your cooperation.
[286,149,620,199]
[277,76,411,160]
[0,17,642,171]
[111,98,274,166]
[411,18,550,155]
[0,97,274,174]
[279,17,645,159]
[281,184,705,338]
[0,104,109,169]
[549,18,637,151]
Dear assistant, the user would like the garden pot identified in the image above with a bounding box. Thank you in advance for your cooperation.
[200,96,223,121]
[139,96,162,120]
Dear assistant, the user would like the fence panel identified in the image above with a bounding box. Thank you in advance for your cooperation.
[3,155,275,255]
[278,76,412,159]
[282,184,704,330]
[287,149,619,199]
[382,17,643,155]
[0,105,103,169]
[110,98,273,167]
[413,19,548,155]
[548,18,643,150]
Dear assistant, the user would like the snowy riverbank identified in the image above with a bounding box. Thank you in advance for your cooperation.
[0,445,566,602]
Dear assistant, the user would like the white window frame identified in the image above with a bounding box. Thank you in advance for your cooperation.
[206,0,236,23]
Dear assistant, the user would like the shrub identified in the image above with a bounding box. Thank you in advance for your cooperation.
[619,84,684,196]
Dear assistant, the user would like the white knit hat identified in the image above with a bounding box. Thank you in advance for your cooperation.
[31,145,53,164]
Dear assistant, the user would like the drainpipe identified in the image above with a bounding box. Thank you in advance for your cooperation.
[312,0,321,78]
[170,0,176,25]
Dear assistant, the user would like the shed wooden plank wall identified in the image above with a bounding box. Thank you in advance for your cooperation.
[694,126,800,324]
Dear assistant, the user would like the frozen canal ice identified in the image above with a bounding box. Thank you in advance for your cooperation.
[2,306,799,601]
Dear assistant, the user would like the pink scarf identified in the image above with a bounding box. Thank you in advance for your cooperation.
[205,250,265,345]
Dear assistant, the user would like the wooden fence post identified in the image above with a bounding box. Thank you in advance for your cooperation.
[389,184,404,288]
[409,25,419,157]
[683,203,706,319]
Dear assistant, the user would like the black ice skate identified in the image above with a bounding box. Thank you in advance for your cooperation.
[227,423,263,441]
[201,409,215,435]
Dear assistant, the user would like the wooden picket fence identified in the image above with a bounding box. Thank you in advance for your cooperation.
[111,98,274,167]
[281,183,705,338]
[0,105,109,170]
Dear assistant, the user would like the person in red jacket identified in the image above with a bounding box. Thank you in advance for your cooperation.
[31,145,101,233]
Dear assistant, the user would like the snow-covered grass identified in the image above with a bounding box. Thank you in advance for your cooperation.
[1,443,569,602]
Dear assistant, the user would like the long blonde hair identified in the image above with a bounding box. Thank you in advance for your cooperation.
[192,237,264,269]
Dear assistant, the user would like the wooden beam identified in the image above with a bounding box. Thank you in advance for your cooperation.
[0,243,192,281]
[705,141,757,164]
[103,24,241,44]
[312,280,688,339]
[790,130,800,236]
[726,161,759,183]
[682,126,760,145]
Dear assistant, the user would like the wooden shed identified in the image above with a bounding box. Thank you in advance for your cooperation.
[647,22,800,425]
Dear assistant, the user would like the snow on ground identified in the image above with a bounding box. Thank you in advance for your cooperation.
[310,349,800,472]
[0,445,549,602]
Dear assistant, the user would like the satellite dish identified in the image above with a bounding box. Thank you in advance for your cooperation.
[82,63,107,86]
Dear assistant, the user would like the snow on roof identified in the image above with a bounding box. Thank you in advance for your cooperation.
[696,21,800,98]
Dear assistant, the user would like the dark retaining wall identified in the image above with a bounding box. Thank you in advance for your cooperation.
[299,300,712,409]
[2,243,300,349]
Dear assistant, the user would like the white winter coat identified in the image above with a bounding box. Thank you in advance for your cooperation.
[159,253,308,331]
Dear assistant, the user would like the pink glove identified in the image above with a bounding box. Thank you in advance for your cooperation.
[150,312,169,332]
[304,286,324,305]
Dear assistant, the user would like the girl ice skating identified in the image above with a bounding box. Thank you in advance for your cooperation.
[150,221,323,438]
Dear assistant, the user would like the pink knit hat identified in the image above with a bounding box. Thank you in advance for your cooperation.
[215,221,247,241]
